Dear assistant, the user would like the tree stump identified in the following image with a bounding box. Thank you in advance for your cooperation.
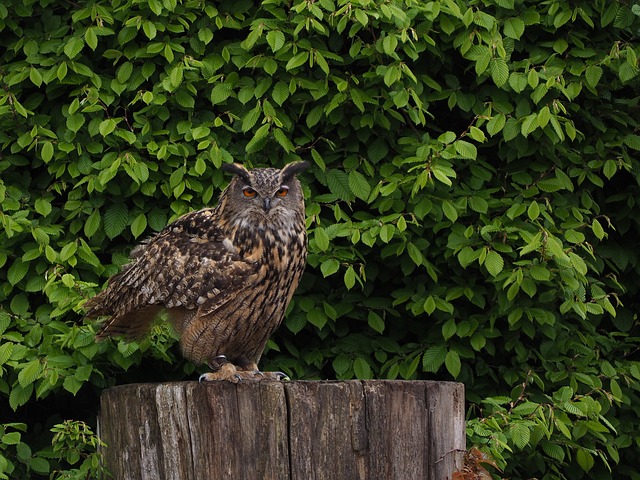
[98,380,464,480]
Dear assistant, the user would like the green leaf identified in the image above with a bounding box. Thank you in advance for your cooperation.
[41,141,54,162]
[576,448,595,472]
[131,213,147,238]
[306,105,323,129]
[508,72,528,92]
[542,441,565,461]
[59,242,77,261]
[454,140,477,159]
[486,114,506,136]
[470,333,486,351]
[469,196,488,213]
[445,350,461,378]
[353,357,372,379]
[484,250,504,276]
[528,201,540,220]
[603,159,617,179]
[325,169,354,201]
[537,105,551,128]
[117,62,133,83]
[344,266,356,290]
[382,34,398,56]
[198,27,213,44]
[286,51,309,71]
[10,384,33,410]
[18,359,41,387]
[503,17,525,39]
[273,128,295,153]
[103,203,129,239]
[490,58,509,86]
[537,178,563,193]
[29,457,50,475]
[99,118,118,137]
[29,67,43,87]
[424,296,436,314]
[407,243,423,266]
[423,345,446,372]
[8,259,29,285]
[286,313,306,334]
[442,201,458,222]
[67,114,85,133]
[84,210,101,238]
[314,227,330,252]
[272,81,290,106]
[379,224,395,243]
[585,65,603,88]
[320,258,340,277]
[1,432,21,445]
[623,134,640,151]
[521,113,539,137]
[442,318,457,340]
[266,30,285,52]
[457,246,479,268]
[510,423,531,450]
[143,20,157,39]
[210,83,232,104]
[64,37,84,59]
[367,311,384,333]
[63,376,83,395]
[0,343,14,366]
[354,9,368,26]
[34,198,52,216]
[348,170,371,201]
[85,27,99,50]
[241,103,261,132]
[591,219,605,240]
[530,265,550,281]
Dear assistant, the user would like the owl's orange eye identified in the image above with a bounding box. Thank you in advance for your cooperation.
[243,187,257,197]
[275,187,289,197]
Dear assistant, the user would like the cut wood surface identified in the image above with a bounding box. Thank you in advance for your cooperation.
[98,380,464,480]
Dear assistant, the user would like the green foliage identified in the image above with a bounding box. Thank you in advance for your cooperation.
[47,421,107,480]
[1,0,640,478]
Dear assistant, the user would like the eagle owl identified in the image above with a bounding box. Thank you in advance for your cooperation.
[85,161,309,382]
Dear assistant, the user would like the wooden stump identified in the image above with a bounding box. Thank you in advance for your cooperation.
[98,381,464,480]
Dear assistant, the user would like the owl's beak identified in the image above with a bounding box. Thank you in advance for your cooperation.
[262,197,272,212]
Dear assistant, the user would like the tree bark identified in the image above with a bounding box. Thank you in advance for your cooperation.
[98,380,464,480]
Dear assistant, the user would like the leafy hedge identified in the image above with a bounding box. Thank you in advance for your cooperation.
[1,0,640,478]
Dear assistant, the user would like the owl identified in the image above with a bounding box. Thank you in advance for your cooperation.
[85,161,309,382]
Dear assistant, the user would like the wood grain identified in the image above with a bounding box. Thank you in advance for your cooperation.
[98,381,464,480]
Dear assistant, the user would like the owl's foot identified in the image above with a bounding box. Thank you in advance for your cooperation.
[199,360,289,383]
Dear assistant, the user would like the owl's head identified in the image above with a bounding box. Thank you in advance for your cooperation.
[219,161,309,227]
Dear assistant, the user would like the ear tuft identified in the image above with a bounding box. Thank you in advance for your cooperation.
[281,161,310,180]
[221,163,251,183]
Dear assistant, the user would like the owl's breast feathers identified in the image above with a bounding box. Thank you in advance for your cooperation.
[86,205,307,343]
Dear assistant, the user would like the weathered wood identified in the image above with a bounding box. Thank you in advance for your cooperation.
[98,381,464,480]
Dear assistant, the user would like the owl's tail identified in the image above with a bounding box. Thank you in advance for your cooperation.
[85,284,162,340]
[92,305,163,340]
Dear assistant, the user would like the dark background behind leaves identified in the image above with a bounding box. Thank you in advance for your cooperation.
[1,0,639,478]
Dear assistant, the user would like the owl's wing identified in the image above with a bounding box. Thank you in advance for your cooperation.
[86,208,255,338]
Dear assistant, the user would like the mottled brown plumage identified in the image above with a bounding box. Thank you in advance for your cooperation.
[85,161,309,381]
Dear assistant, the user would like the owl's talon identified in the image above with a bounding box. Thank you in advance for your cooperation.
[257,371,289,381]
[207,355,229,371]
[199,372,217,382]
[200,366,289,382]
